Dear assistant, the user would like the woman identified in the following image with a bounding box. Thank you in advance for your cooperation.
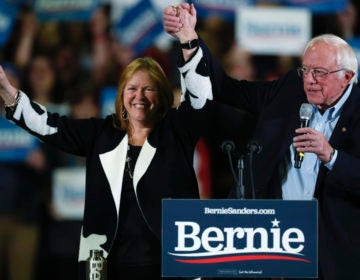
[0,57,212,279]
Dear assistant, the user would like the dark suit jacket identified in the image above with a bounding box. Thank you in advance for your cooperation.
[193,39,360,280]
[8,91,214,279]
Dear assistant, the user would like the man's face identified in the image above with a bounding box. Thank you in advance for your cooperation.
[301,41,352,112]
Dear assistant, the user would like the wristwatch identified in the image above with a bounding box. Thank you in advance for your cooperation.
[180,39,198,49]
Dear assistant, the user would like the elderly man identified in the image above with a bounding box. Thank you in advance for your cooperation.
[164,3,360,280]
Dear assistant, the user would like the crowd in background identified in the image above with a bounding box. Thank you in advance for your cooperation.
[0,1,359,279]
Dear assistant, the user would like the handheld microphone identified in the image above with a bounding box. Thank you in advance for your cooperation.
[294,103,313,168]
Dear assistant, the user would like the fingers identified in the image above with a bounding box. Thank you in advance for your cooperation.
[293,127,316,150]
[173,6,180,17]
[164,4,187,16]
[294,140,314,149]
[189,3,197,17]
[163,5,182,34]
[163,5,176,15]
[179,3,192,11]
[293,129,332,163]
[163,4,198,39]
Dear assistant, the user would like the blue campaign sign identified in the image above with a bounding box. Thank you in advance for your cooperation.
[99,86,117,118]
[34,0,99,21]
[112,0,163,56]
[190,0,253,21]
[285,0,348,14]
[162,199,317,278]
[0,116,39,162]
[0,2,18,47]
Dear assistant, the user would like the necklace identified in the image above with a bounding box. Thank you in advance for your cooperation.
[126,145,133,179]
[125,145,141,180]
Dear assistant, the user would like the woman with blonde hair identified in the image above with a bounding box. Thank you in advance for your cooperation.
[0,56,213,279]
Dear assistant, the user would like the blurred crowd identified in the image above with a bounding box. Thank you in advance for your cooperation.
[0,1,359,280]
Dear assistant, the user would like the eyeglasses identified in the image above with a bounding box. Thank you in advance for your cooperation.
[297,67,346,79]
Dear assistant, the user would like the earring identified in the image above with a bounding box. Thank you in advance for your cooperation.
[122,108,128,120]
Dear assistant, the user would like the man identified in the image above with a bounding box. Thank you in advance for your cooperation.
[163,3,360,280]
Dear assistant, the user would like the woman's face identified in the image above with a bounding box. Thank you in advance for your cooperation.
[123,70,160,127]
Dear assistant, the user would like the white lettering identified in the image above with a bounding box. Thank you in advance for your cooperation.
[173,221,305,254]
[175,221,201,251]
[35,0,93,11]
[282,228,304,253]
[202,227,224,252]
[223,227,245,251]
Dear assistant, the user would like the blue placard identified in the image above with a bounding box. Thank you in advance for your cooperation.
[34,0,99,22]
[100,86,117,118]
[0,116,39,162]
[190,0,253,21]
[112,0,163,56]
[285,0,348,14]
[162,199,317,278]
[0,2,18,47]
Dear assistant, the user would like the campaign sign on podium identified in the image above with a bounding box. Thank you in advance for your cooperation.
[162,199,317,278]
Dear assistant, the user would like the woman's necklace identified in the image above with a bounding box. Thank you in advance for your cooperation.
[126,145,134,179]
[125,144,141,180]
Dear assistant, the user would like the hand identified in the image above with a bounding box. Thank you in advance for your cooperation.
[163,5,182,38]
[163,3,198,42]
[293,127,334,163]
[0,65,18,105]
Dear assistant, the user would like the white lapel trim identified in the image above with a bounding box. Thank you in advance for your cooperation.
[99,136,128,214]
[133,139,156,192]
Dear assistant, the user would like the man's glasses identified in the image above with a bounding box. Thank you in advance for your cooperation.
[297,67,346,79]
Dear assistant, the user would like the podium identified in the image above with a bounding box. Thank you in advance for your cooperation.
[162,199,317,278]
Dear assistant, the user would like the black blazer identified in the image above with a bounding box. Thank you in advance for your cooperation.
[183,40,360,280]
[9,91,213,278]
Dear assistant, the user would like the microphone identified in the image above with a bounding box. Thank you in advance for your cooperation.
[294,103,313,168]
[247,141,262,154]
[221,140,235,154]
[220,140,242,198]
[247,140,262,199]
[220,140,238,186]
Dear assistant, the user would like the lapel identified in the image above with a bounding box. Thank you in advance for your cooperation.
[329,85,360,146]
[314,85,360,196]
[133,140,156,192]
[99,135,156,214]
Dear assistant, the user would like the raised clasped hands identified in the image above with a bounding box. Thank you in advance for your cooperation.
[163,3,198,42]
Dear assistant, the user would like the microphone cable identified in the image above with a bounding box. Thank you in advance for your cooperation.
[220,140,239,187]
[247,141,262,199]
